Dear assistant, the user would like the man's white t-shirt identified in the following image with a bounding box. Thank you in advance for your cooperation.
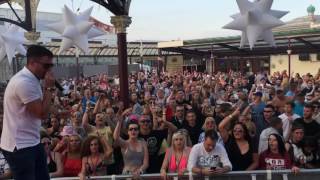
[279,113,300,141]
[258,127,279,154]
[187,142,232,171]
[1,67,43,152]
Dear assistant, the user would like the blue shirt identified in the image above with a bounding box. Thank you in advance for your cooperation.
[294,102,304,117]
[251,102,266,135]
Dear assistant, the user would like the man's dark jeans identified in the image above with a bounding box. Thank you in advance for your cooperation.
[3,143,50,180]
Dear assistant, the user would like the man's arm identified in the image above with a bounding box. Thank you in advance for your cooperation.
[24,71,55,120]
[218,144,232,172]
[82,109,94,133]
[26,89,53,120]
[187,145,198,172]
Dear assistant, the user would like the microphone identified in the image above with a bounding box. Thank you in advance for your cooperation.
[55,80,64,92]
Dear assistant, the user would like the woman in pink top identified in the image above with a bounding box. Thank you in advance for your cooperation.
[160,131,191,179]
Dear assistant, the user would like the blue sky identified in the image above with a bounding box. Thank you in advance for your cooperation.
[2,0,320,41]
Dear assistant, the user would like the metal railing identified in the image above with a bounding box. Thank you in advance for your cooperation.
[52,169,320,180]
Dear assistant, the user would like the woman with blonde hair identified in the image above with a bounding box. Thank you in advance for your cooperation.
[198,117,223,144]
[160,131,191,179]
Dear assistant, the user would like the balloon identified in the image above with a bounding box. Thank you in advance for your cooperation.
[46,5,105,54]
[0,24,26,65]
[223,0,289,49]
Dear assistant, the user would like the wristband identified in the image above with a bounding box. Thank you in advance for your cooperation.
[45,87,56,92]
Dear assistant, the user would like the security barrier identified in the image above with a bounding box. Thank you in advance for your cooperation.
[52,169,320,180]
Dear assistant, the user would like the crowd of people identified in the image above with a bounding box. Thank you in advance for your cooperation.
[1,60,320,179]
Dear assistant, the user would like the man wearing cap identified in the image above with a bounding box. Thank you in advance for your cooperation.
[243,91,266,135]
[1,45,54,180]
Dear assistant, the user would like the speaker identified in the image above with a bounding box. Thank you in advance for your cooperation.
[299,53,310,61]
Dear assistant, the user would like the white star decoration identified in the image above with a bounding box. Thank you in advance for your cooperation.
[46,5,104,54]
[0,24,26,65]
[223,0,289,49]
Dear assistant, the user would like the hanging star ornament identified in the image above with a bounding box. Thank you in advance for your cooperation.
[0,24,26,65]
[46,5,105,54]
[223,0,289,49]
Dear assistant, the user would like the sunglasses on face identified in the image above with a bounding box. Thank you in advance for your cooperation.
[176,109,184,112]
[264,110,273,113]
[37,62,54,69]
[140,120,151,124]
[129,127,139,131]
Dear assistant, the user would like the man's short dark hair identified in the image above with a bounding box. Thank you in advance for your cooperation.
[304,103,314,111]
[265,104,275,111]
[186,110,196,115]
[291,122,304,132]
[26,45,53,62]
[269,117,282,127]
[204,129,218,141]
[285,101,295,108]
[220,103,232,113]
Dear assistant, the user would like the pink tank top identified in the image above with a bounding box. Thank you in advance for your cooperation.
[167,148,189,173]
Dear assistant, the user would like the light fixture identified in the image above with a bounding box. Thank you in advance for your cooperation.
[287,49,292,55]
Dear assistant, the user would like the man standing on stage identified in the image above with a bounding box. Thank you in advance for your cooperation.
[1,45,55,180]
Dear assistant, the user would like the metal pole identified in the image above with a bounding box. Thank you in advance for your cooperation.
[118,32,129,107]
[288,38,291,77]
[111,16,132,108]
[76,48,80,81]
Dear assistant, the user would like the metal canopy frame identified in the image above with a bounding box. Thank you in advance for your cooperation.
[90,0,130,15]
[0,0,32,31]
[161,29,320,58]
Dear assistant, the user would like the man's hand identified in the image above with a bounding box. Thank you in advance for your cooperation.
[211,167,226,175]
[201,168,215,176]
[44,71,55,88]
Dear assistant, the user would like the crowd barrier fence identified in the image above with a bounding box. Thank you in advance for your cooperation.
[52,169,320,180]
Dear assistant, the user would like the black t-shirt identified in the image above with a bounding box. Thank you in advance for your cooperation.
[182,121,203,145]
[170,116,184,129]
[139,129,168,173]
[225,137,258,171]
[295,119,320,137]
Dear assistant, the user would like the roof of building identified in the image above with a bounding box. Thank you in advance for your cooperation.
[160,12,320,58]
[43,41,177,57]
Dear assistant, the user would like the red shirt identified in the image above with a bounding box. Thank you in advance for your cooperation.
[63,155,82,177]
[259,150,292,170]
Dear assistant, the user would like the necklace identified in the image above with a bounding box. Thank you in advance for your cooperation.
[89,154,100,175]
[175,151,184,172]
